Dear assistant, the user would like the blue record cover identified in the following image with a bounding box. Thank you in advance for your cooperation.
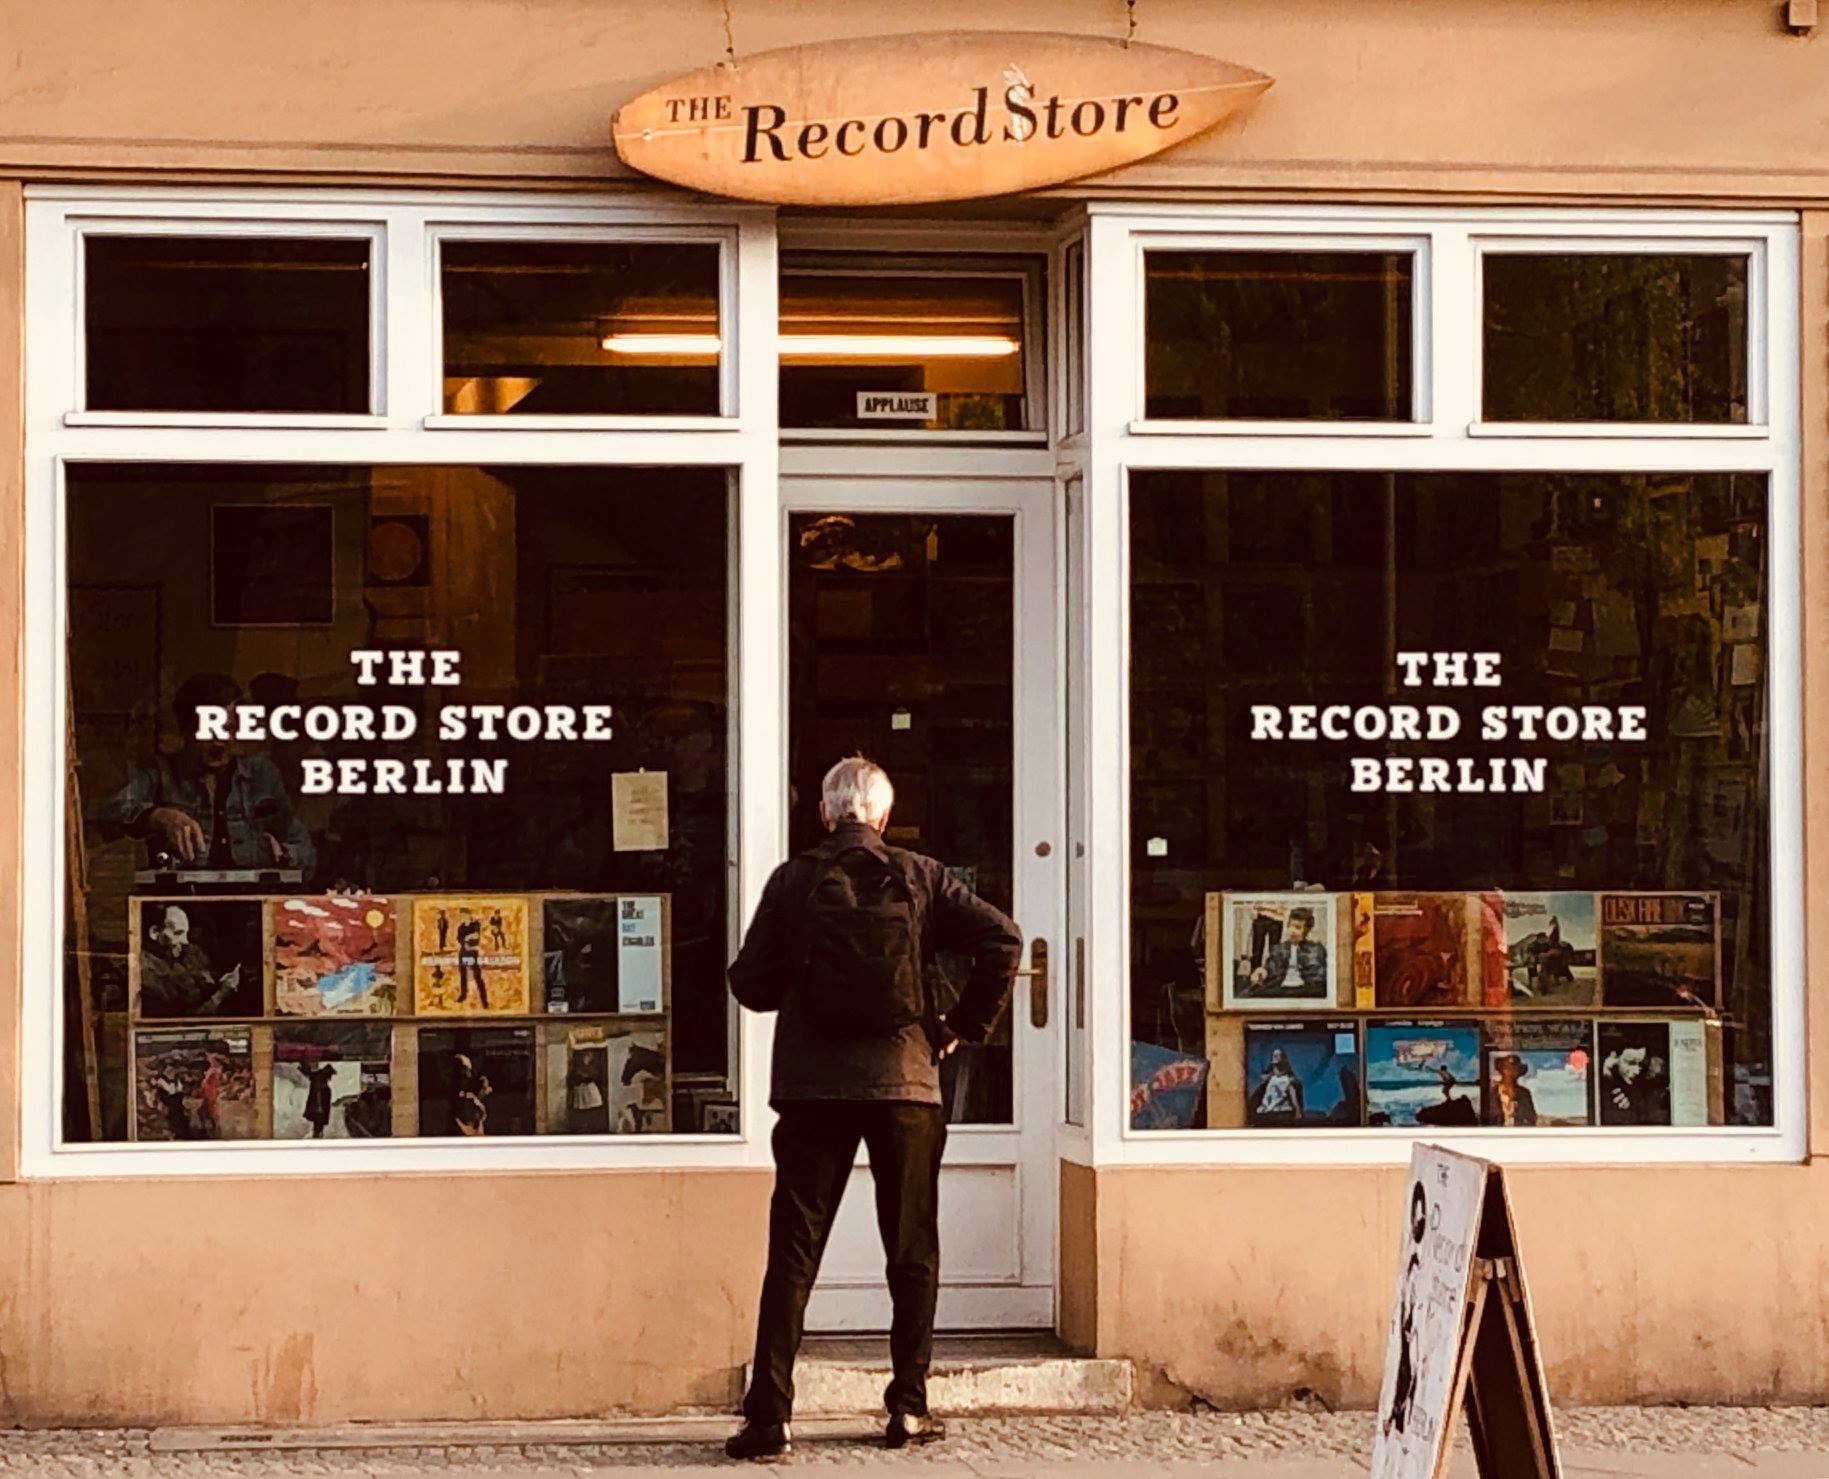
[1129,1041,1209,1130]
[1243,1019,1362,1127]
[1364,1020,1483,1127]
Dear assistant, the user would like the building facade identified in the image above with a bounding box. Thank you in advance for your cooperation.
[1,0,1827,1425]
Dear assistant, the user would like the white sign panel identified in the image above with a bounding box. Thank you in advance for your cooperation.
[857,391,938,421]
[1370,1144,1489,1479]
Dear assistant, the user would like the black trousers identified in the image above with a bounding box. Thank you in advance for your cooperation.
[742,1100,947,1424]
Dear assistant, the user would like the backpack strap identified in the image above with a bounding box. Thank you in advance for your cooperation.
[880,849,941,1048]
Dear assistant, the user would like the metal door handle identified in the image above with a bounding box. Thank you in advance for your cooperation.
[1014,937,1048,1028]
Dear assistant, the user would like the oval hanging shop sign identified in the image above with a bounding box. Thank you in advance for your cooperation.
[612,31,1273,206]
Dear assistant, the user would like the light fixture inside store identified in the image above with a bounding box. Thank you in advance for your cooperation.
[599,333,724,355]
[599,333,1021,357]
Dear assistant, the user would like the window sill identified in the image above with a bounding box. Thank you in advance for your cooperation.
[422,413,740,432]
[26,1133,765,1179]
[63,410,387,431]
[1466,420,1767,440]
[778,428,1048,445]
[1126,419,1431,438]
[1115,1124,1801,1167]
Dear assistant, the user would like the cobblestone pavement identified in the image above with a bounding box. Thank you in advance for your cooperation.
[2,1410,1829,1476]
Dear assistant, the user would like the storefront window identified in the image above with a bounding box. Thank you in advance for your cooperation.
[84,235,372,414]
[440,239,722,415]
[64,463,734,1143]
[1129,470,1771,1131]
[1482,252,1749,423]
[1143,251,1414,421]
[778,266,1032,432]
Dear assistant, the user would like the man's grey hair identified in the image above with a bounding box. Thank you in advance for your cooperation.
[822,756,895,826]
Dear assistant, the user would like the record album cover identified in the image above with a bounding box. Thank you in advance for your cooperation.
[272,894,398,1016]
[616,896,665,1013]
[1596,1019,1713,1126]
[541,898,620,1014]
[1368,894,1499,1009]
[412,897,531,1015]
[1220,893,1337,1011]
[1483,1018,1593,1126]
[417,1024,536,1136]
[273,1022,393,1139]
[1599,893,1721,1009]
[1500,892,1599,1008]
[133,1026,256,1141]
[134,898,264,1019]
[1243,1019,1362,1127]
[540,1021,669,1135]
[1129,1042,1209,1130]
[1364,1021,1483,1128]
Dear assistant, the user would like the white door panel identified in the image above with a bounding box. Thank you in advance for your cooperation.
[785,477,1060,1333]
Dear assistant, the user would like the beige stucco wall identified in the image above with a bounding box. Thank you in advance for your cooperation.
[0,0,1823,201]
[0,1172,771,1425]
[1078,1161,1829,1410]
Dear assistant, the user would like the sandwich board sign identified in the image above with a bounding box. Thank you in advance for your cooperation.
[1370,1145,1561,1479]
[612,31,1273,207]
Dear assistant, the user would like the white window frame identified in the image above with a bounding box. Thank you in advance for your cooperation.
[1468,233,1767,438]
[774,253,1048,446]
[424,219,742,430]
[1079,202,1804,1167]
[65,215,389,427]
[1128,227,1434,436]
[20,185,785,1177]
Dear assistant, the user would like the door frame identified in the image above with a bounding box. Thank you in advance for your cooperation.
[780,472,1063,1332]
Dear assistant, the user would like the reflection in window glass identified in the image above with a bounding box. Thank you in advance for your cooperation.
[788,513,1015,1123]
[779,270,1030,431]
[441,240,721,415]
[85,236,371,414]
[1128,471,1771,1132]
[1483,253,1749,423]
[64,463,734,1143]
[1143,251,1413,420]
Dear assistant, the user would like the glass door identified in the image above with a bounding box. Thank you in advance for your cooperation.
[786,478,1059,1331]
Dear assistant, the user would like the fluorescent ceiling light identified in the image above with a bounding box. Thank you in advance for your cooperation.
[780,334,1019,358]
[599,333,723,355]
[600,333,1021,357]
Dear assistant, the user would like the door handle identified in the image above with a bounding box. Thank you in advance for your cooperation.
[1014,937,1048,1028]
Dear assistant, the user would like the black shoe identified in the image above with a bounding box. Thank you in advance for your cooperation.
[884,1413,947,1449]
[725,1422,792,1460]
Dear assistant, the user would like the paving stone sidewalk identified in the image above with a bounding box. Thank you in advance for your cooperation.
[4,1409,1829,1476]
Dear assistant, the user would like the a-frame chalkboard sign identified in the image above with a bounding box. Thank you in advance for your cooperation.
[1370,1144,1561,1479]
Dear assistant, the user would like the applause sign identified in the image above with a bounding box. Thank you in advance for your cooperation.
[611,31,1273,206]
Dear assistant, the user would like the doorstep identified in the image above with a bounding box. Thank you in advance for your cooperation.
[770,1333,1134,1417]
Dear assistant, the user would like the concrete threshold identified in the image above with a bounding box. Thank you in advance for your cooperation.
[777,1336,1134,1417]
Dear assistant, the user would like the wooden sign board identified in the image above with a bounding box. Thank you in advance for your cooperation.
[1370,1145,1561,1479]
[612,31,1272,206]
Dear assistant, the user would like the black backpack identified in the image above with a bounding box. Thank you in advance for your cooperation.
[795,844,927,1037]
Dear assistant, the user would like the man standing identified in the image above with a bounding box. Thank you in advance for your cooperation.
[455,912,487,1008]
[725,757,1021,1460]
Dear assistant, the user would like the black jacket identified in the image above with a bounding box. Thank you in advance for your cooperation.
[729,822,1023,1106]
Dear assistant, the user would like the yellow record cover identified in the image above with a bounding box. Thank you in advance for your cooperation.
[412,896,530,1014]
